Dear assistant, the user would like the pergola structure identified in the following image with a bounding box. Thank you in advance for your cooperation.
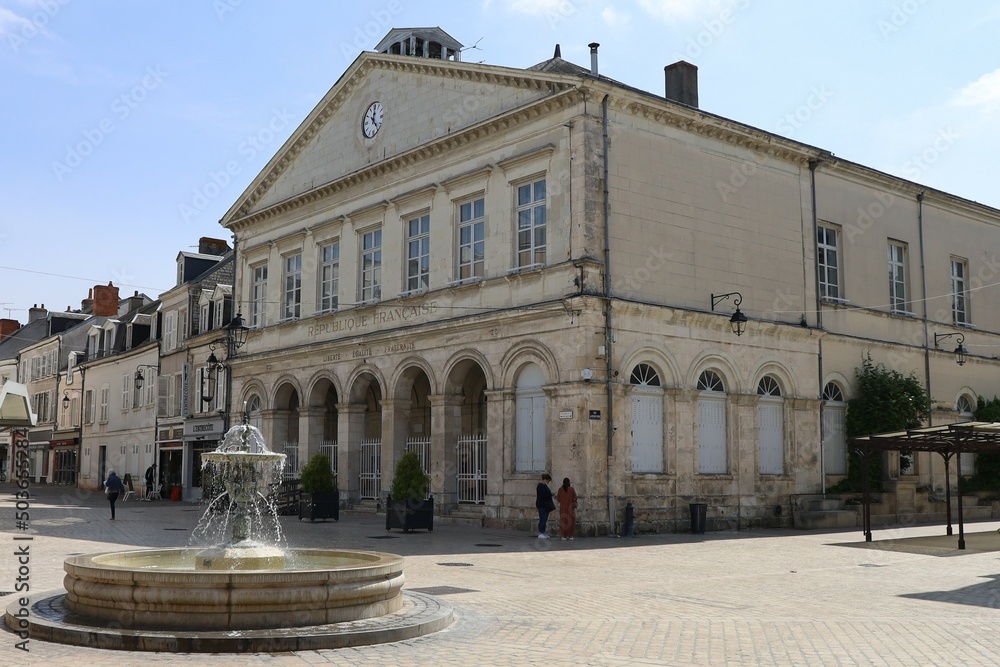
[852,422,1000,550]
[0,381,36,480]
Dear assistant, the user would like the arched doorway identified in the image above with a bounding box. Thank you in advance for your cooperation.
[447,360,489,504]
[822,382,847,476]
[394,367,433,475]
[273,383,300,479]
[757,376,784,475]
[307,378,339,480]
[697,370,727,474]
[349,372,383,500]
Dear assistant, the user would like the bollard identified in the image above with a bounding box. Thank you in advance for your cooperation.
[624,502,635,537]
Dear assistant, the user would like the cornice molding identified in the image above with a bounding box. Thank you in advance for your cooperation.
[497,143,557,175]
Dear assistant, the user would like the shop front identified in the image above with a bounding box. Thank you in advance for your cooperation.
[50,438,79,485]
[183,417,223,502]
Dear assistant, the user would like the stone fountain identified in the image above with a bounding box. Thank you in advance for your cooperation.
[7,421,452,652]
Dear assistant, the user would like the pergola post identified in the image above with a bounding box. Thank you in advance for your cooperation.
[956,447,965,550]
[860,446,872,542]
[941,452,953,536]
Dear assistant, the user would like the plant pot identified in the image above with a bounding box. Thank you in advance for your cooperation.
[298,490,339,522]
[385,495,434,532]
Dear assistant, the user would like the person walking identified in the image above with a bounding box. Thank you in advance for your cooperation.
[535,473,555,538]
[105,469,124,520]
[556,477,578,540]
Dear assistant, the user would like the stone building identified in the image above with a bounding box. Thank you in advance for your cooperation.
[197,29,1000,533]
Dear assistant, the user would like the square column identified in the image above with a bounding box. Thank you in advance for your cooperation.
[337,403,367,502]
[430,393,464,507]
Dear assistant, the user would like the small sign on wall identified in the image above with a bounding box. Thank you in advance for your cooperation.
[559,411,574,420]
[589,410,601,420]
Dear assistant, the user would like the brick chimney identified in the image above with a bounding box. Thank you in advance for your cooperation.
[92,283,120,317]
[28,304,47,323]
[198,237,231,255]
[0,318,20,341]
[665,60,699,108]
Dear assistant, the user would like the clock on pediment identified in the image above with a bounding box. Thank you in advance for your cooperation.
[362,101,384,138]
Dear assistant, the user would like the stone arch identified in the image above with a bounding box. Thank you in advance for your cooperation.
[389,356,439,401]
[822,372,852,400]
[237,378,268,415]
[346,366,387,404]
[619,343,680,387]
[499,340,558,389]
[749,360,797,398]
[271,374,304,410]
[686,351,741,393]
[442,348,496,394]
[304,371,343,409]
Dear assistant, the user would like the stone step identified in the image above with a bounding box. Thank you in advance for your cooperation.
[803,498,844,512]
[436,513,485,528]
[792,510,857,530]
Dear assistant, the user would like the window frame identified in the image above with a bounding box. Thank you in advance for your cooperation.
[817,224,842,300]
[360,228,383,303]
[514,177,547,269]
[456,196,486,282]
[951,257,969,325]
[282,252,303,321]
[318,240,340,314]
[250,263,268,328]
[404,212,431,295]
[887,240,909,314]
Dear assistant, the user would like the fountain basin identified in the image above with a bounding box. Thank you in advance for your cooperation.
[63,548,404,631]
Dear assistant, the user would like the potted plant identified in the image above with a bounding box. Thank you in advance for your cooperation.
[386,451,433,532]
[298,453,339,522]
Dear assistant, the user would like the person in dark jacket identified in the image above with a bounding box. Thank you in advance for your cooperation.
[535,473,554,539]
[105,469,124,520]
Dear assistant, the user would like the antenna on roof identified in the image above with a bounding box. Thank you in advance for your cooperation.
[461,37,483,53]
[553,44,561,58]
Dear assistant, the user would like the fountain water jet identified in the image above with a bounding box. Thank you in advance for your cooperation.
[8,420,452,652]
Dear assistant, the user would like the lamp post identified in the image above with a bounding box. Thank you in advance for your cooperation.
[202,313,250,431]
[934,332,968,366]
[711,291,748,337]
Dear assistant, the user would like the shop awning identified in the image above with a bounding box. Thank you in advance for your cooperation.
[0,382,36,429]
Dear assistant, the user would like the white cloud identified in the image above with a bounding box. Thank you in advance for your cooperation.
[0,7,31,37]
[953,68,1000,112]
[602,6,630,27]
[498,0,579,17]
[637,0,719,23]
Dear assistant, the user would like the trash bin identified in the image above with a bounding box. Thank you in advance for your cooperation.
[689,503,707,534]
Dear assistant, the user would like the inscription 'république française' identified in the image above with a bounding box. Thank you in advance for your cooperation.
[306,303,435,360]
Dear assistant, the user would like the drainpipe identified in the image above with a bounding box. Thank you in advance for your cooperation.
[601,94,615,536]
[917,192,934,488]
[809,159,826,494]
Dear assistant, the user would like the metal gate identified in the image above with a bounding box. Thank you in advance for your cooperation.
[320,441,337,476]
[282,442,300,481]
[404,437,431,475]
[456,434,487,504]
[359,439,381,500]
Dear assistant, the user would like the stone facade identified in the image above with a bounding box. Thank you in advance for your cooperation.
[205,43,1000,534]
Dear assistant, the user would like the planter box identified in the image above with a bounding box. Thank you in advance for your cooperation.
[299,490,339,522]
[385,495,434,532]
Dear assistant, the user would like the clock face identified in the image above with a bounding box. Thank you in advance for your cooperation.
[362,101,384,138]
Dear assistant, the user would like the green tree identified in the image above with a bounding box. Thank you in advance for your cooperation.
[389,451,430,503]
[828,354,930,493]
[300,453,336,493]
[965,396,1000,493]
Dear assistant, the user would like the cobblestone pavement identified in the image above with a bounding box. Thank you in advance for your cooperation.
[2,484,1000,666]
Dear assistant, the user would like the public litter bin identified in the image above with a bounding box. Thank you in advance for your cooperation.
[689,503,707,534]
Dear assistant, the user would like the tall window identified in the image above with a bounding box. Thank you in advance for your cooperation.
[405,214,430,293]
[361,229,382,302]
[822,382,847,475]
[697,370,727,474]
[319,241,340,313]
[630,363,664,473]
[514,363,546,472]
[887,240,908,313]
[951,258,968,324]
[757,376,784,475]
[122,373,131,411]
[99,384,110,423]
[283,253,302,321]
[164,312,177,351]
[817,225,841,299]
[251,264,268,328]
[458,197,485,280]
[84,389,94,424]
[516,179,546,268]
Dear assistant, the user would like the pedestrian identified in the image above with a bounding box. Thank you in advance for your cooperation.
[105,469,124,520]
[535,473,555,539]
[556,477,578,540]
[144,464,156,500]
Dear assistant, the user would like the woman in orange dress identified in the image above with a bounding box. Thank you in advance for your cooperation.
[556,477,578,540]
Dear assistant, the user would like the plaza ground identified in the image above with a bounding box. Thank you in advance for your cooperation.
[2,484,999,666]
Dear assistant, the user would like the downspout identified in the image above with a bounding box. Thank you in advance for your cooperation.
[809,159,826,494]
[917,192,934,488]
[601,94,615,536]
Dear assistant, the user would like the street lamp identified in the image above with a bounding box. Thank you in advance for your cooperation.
[934,332,968,366]
[134,364,159,391]
[711,292,748,337]
[202,312,251,427]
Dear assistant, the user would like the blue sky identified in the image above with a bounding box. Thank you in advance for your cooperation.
[2,0,999,322]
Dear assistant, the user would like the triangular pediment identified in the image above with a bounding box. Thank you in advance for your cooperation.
[221,52,581,227]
